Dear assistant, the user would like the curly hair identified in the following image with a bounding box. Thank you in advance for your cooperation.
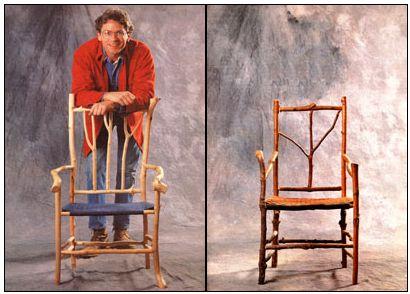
[95,8,134,35]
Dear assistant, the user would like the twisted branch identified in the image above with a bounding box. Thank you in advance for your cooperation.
[313,110,341,152]
[279,132,309,157]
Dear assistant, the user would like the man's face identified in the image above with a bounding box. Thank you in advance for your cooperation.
[97,19,129,60]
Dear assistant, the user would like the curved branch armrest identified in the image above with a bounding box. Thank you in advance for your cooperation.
[342,153,357,177]
[148,96,160,113]
[50,165,74,193]
[255,150,267,203]
[255,150,278,180]
[144,164,168,193]
[255,150,265,179]
[266,151,278,178]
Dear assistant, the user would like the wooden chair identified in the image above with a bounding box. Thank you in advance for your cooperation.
[50,94,168,288]
[255,96,359,285]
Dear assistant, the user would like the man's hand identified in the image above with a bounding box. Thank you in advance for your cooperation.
[89,100,118,116]
[103,91,136,106]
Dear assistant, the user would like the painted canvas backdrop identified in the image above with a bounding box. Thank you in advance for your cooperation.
[207,5,406,290]
[207,4,406,249]
[5,5,205,290]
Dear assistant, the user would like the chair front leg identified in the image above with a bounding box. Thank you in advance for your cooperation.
[69,216,76,272]
[54,190,62,285]
[255,150,268,284]
[352,164,359,285]
[153,190,166,288]
[258,206,267,284]
[353,207,359,285]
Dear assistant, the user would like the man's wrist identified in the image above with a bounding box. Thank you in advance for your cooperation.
[102,92,110,101]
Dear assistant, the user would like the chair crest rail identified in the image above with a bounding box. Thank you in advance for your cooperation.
[278,103,342,112]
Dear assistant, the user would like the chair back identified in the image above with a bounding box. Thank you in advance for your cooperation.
[272,97,347,197]
[67,93,159,202]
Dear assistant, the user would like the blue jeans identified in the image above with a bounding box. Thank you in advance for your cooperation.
[86,114,141,230]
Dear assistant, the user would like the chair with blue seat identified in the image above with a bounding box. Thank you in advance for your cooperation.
[50,94,168,288]
[255,96,360,285]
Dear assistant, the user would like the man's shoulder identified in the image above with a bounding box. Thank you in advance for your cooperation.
[74,38,100,58]
[127,39,152,56]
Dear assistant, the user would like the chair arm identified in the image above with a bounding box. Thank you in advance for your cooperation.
[342,153,358,178]
[342,154,359,205]
[266,151,278,178]
[255,150,278,180]
[256,150,278,204]
[144,164,168,193]
[50,165,74,193]
[255,150,266,179]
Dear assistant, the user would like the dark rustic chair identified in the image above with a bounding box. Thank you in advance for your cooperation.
[255,96,359,285]
[50,94,168,288]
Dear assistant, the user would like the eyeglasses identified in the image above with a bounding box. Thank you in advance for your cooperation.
[101,30,127,38]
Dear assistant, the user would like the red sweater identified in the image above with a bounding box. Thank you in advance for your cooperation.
[71,38,155,157]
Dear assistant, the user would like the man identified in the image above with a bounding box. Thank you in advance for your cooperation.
[71,8,155,246]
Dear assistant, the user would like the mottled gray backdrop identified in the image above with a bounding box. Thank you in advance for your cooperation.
[207,5,406,290]
[5,5,205,290]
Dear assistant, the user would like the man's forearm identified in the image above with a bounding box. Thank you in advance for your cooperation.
[124,102,149,114]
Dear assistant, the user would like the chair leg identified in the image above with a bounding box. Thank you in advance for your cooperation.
[145,251,151,270]
[258,207,267,284]
[153,249,166,288]
[143,215,150,269]
[153,191,166,288]
[70,253,76,272]
[352,164,359,285]
[54,192,61,285]
[271,210,280,268]
[70,217,76,272]
[339,209,347,268]
[353,211,359,284]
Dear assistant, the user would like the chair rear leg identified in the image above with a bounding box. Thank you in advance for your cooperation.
[70,253,76,273]
[339,209,347,268]
[258,207,267,284]
[271,210,280,268]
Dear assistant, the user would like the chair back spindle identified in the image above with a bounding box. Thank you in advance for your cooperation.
[273,100,280,196]
[103,112,113,190]
[68,94,77,203]
[140,98,159,202]
[341,96,347,197]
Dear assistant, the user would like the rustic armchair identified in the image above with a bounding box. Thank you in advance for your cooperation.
[50,94,167,288]
[256,96,359,285]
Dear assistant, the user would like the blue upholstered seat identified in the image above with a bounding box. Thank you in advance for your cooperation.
[62,202,154,216]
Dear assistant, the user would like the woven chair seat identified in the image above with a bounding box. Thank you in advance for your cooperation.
[62,202,154,216]
[265,196,353,210]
